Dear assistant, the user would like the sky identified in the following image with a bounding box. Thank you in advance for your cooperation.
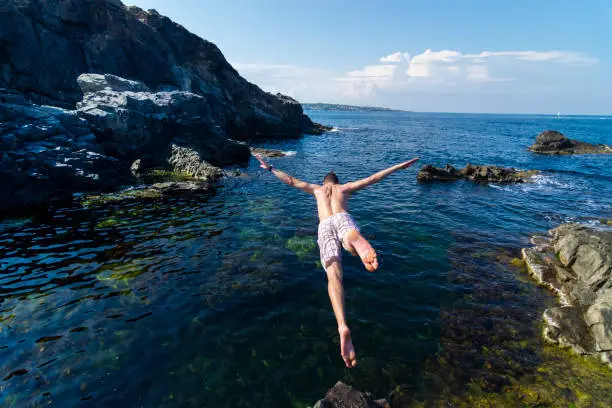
[123,0,612,114]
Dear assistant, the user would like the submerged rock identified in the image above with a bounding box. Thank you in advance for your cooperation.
[522,223,612,365]
[529,130,612,154]
[417,163,537,183]
[313,382,389,408]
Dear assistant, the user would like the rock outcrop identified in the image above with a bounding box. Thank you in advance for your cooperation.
[522,224,612,365]
[0,74,248,213]
[313,382,389,408]
[75,73,249,168]
[0,0,322,138]
[417,164,538,183]
[250,147,289,158]
[528,130,612,154]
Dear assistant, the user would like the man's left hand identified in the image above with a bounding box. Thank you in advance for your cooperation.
[254,154,272,171]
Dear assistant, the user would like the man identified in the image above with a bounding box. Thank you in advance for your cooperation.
[255,154,419,368]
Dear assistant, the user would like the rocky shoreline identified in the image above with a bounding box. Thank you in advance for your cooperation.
[521,223,612,365]
[0,0,330,215]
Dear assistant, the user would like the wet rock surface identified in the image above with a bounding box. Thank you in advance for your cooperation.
[417,163,538,183]
[313,382,389,408]
[529,130,612,154]
[522,223,612,365]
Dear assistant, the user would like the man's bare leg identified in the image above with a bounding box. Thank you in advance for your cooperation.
[343,230,379,272]
[325,260,357,368]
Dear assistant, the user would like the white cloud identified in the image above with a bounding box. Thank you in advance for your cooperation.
[380,52,409,63]
[411,49,463,64]
[347,64,397,78]
[466,65,490,81]
[232,48,598,107]
[465,51,597,65]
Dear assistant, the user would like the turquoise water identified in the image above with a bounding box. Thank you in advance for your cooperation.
[1,112,611,407]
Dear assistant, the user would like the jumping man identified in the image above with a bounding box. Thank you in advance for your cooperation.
[255,154,419,368]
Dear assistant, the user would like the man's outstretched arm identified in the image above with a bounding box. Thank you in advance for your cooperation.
[342,158,419,193]
[255,154,318,194]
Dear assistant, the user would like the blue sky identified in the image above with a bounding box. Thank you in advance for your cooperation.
[124,0,612,114]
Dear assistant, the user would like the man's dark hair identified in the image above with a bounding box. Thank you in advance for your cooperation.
[323,171,340,184]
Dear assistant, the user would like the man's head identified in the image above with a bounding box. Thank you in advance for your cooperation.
[323,171,339,185]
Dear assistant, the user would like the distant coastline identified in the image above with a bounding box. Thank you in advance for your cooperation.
[302,103,406,112]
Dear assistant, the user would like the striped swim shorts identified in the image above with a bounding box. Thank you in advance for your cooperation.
[317,212,360,271]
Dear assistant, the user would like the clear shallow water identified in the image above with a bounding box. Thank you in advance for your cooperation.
[1,112,611,407]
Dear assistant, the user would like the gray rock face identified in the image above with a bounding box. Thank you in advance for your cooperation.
[313,382,389,408]
[522,223,612,365]
[0,0,322,137]
[75,73,250,166]
[0,88,129,212]
[529,130,612,154]
[0,73,250,213]
[417,163,537,183]
[78,73,151,94]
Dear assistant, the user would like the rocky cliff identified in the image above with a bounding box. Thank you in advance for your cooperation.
[0,0,329,214]
[0,0,321,139]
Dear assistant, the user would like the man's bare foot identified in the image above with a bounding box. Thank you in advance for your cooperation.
[344,230,379,272]
[339,326,357,368]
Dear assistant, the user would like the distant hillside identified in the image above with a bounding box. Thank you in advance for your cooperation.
[302,103,405,112]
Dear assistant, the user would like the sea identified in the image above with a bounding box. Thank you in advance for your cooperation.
[1,111,611,407]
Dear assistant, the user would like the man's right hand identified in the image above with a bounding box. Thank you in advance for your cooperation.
[399,158,419,169]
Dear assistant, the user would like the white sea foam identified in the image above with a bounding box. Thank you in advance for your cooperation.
[488,173,574,193]
[329,126,360,132]
[283,151,297,156]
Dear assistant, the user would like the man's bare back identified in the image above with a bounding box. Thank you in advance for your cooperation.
[313,184,350,221]
[255,154,419,368]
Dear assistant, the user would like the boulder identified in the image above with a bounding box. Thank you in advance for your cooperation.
[529,130,611,154]
[418,163,537,183]
[313,382,389,408]
[522,223,612,365]
[0,0,326,137]
[167,144,223,181]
